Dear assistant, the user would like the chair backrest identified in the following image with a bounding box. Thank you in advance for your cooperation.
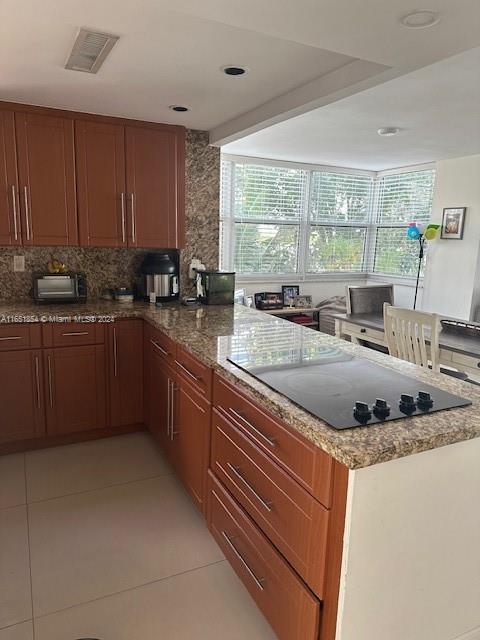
[346,284,394,315]
[383,303,440,372]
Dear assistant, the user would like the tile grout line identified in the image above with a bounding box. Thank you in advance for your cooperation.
[24,469,175,507]
[0,618,32,632]
[33,559,227,622]
[23,452,36,640]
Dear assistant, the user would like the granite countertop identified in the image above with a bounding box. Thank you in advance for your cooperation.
[1,300,480,470]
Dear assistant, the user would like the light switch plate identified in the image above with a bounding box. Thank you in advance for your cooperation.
[13,255,25,272]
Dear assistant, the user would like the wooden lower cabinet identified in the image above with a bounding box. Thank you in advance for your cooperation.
[44,345,106,436]
[207,472,321,640]
[108,320,143,427]
[172,375,211,513]
[0,349,45,444]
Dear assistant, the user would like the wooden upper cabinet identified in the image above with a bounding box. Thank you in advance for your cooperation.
[125,125,185,248]
[0,110,20,245]
[75,120,126,247]
[15,112,78,245]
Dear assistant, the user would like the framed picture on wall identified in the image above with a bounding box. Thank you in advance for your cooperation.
[441,207,466,239]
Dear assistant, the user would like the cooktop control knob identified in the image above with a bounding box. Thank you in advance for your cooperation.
[399,393,416,414]
[353,401,372,423]
[417,390,434,410]
[373,398,391,419]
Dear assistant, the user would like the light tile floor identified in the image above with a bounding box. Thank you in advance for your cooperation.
[0,432,276,640]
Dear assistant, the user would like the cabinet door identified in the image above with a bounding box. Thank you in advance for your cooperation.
[75,120,127,247]
[108,320,143,427]
[44,345,106,436]
[0,349,45,444]
[15,112,78,245]
[173,376,211,512]
[148,342,176,462]
[125,125,184,248]
[0,110,20,245]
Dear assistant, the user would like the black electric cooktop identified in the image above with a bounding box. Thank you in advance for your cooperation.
[227,345,471,429]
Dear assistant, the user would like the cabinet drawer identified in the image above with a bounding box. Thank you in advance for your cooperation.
[42,322,105,347]
[212,409,328,598]
[343,320,385,345]
[148,324,177,365]
[451,350,480,370]
[214,374,332,507]
[207,473,320,640]
[0,324,42,351]
[175,345,212,400]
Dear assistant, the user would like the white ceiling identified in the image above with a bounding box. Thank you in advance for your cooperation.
[0,0,479,135]
[223,47,480,171]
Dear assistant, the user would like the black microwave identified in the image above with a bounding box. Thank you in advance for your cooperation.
[32,272,87,304]
[197,271,235,305]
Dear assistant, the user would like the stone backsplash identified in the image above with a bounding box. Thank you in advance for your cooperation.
[0,128,220,301]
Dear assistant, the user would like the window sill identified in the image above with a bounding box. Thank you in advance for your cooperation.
[367,273,424,288]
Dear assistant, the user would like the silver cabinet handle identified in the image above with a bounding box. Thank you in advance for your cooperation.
[175,360,202,382]
[23,186,31,241]
[150,339,169,357]
[47,355,54,408]
[113,327,118,377]
[226,462,272,512]
[0,335,22,341]
[11,185,18,240]
[120,192,126,244]
[170,381,178,440]
[61,331,89,337]
[129,193,136,244]
[228,408,277,447]
[221,530,265,591]
[167,378,171,437]
[34,356,41,409]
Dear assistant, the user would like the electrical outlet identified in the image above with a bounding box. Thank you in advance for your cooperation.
[13,255,25,272]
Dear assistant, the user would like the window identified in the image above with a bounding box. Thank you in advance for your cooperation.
[372,170,436,276]
[220,157,435,279]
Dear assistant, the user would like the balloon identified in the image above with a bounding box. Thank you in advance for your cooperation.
[424,227,437,240]
[407,226,421,239]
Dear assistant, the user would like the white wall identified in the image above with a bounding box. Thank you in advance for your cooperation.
[337,437,480,640]
[422,154,480,320]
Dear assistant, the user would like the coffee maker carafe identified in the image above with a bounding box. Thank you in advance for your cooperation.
[140,251,179,302]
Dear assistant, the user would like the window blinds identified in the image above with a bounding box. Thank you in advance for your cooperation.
[376,170,436,224]
[310,171,372,223]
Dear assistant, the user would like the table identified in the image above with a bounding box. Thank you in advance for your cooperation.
[261,306,321,330]
[333,312,480,378]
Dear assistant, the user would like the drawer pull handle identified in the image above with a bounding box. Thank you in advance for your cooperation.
[226,463,272,512]
[34,356,41,409]
[150,339,169,357]
[61,331,89,337]
[0,336,22,341]
[176,360,202,382]
[228,408,277,447]
[47,355,54,408]
[221,531,265,591]
[360,328,366,333]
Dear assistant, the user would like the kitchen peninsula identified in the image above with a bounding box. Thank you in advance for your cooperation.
[1,301,479,640]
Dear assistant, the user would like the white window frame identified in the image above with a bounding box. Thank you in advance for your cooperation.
[220,154,435,284]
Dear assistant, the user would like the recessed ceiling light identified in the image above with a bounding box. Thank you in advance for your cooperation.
[378,127,400,137]
[400,10,441,29]
[169,105,189,113]
[222,65,248,76]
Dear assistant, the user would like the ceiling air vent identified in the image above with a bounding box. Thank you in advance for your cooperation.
[65,27,119,74]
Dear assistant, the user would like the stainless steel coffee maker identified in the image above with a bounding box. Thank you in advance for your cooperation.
[139,251,179,302]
